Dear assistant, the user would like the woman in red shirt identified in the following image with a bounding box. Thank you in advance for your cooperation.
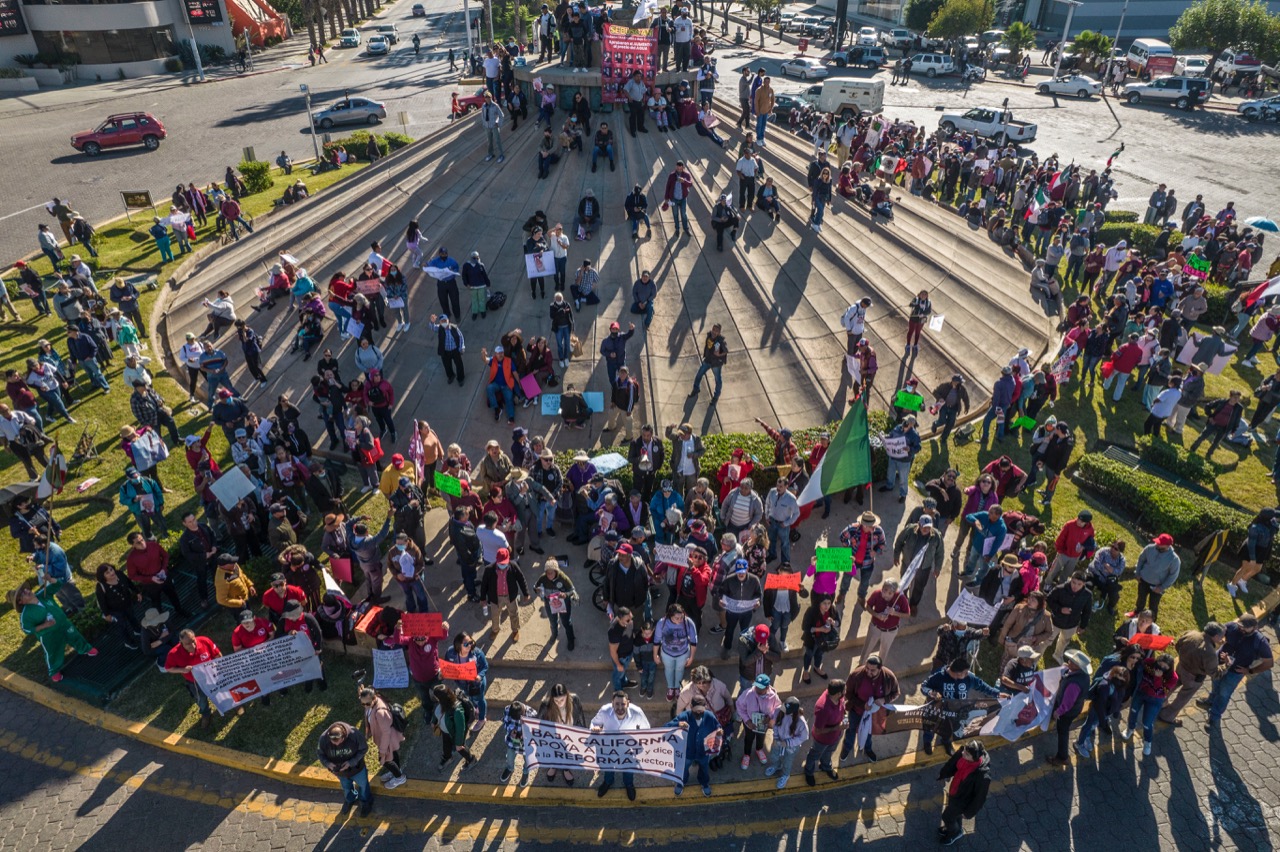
[326,273,356,340]
[1123,653,1179,756]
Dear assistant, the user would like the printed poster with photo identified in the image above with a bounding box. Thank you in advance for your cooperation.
[601,23,656,104]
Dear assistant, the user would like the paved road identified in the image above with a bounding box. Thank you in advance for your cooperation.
[4,630,1278,850]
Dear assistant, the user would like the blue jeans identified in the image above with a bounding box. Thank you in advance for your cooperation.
[639,656,657,694]
[536,500,556,535]
[600,770,636,792]
[545,602,574,642]
[486,78,500,99]
[227,217,253,239]
[186,680,211,717]
[42,247,62,267]
[339,767,373,805]
[1128,693,1165,740]
[812,197,827,226]
[631,299,654,328]
[771,609,793,642]
[592,144,615,168]
[980,406,1005,441]
[885,457,911,497]
[680,755,711,790]
[661,649,689,690]
[1208,670,1245,722]
[205,371,236,400]
[399,578,430,613]
[487,381,515,420]
[803,644,827,671]
[79,359,109,391]
[329,302,352,333]
[1075,709,1106,749]
[611,654,633,691]
[670,197,689,230]
[755,113,768,142]
[554,326,572,361]
[767,520,791,563]
[629,213,651,237]
[691,362,722,396]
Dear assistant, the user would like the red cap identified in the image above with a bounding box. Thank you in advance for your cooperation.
[391,453,405,466]
[731,448,744,457]
[754,624,771,641]
[496,547,511,564]
[14,261,26,268]
[1153,533,1174,546]
[460,480,471,492]
[610,321,620,330]
[616,542,633,555]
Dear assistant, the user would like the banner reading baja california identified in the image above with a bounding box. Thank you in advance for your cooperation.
[521,719,686,782]
[191,633,322,714]
[601,24,656,104]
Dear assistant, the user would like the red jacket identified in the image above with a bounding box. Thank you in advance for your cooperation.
[664,170,694,203]
[674,561,712,608]
[126,541,170,583]
[1111,342,1143,373]
[1054,521,1095,560]
[362,379,395,409]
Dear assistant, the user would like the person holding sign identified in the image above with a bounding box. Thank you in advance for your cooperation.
[164,629,222,727]
[533,558,578,651]
[837,511,886,606]
[666,695,721,797]
[591,691,652,800]
[800,597,841,683]
[878,417,921,504]
[442,631,489,731]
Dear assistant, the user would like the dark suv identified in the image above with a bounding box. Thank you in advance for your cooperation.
[71,112,167,156]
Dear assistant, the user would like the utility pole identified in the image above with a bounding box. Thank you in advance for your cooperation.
[300,84,322,164]
[181,11,206,82]
[1051,0,1082,81]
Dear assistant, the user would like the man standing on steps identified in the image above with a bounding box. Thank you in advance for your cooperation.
[591,691,651,801]
[664,161,694,235]
[426,247,462,320]
[672,6,693,72]
[735,150,758,212]
[652,7,673,70]
[753,76,775,147]
[428,314,466,386]
[737,68,753,130]
[536,4,557,62]
[841,297,872,354]
[601,321,637,387]
[461,250,492,320]
[624,70,649,137]
[697,58,718,107]
[688,323,727,401]
[480,91,505,164]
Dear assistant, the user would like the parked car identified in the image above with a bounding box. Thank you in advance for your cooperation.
[856,26,879,46]
[1213,47,1261,78]
[1239,93,1280,119]
[781,57,829,79]
[832,45,887,69]
[960,36,980,52]
[1036,73,1102,98]
[778,11,798,31]
[339,28,361,47]
[70,112,167,157]
[772,92,808,122]
[938,106,1037,143]
[980,29,1005,46]
[374,23,399,44]
[412,3,426,15]
[1175,55,1210,77]
[907,52,955,77]
[312,96,387,129]
[456,87,488,111]
[367,35,390,56]
[880,28,913,48]
[1123,75,1210,109]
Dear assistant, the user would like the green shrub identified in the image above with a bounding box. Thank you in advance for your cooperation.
[382,131,414,151]
[1073,454,1250,545]
[12,54,37,68]
[1202,282,1234,326]
[1135,436,1220,484]
[324,131,389,161]
[1104,209,1139,224]
[237,159,275,195]
[163,56,183,73]
[0,67,27,78]
[1093,221,1182,256]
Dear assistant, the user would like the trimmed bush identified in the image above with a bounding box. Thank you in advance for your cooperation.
[238,159,275,195]
[163,56,183,73]
[1093,221,1182,256]
[1074,454,1250,545]
[382,131,414,151]
[0,67,27,78]
[324,131,389,161]
[1203,282,1234,325]
[1104,209,1139,224]
[1135,436,1220,484]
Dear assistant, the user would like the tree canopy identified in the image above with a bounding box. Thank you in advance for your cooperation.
[926,0,994,40]
[904,0,945,34]
[1169,0,1280,66]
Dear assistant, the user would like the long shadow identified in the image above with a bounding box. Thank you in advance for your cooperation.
[1207,721,1276,850]
[1162,736,1214,852]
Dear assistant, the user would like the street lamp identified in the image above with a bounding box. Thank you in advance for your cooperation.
[181,9,206,82]
[1112,0,1129,56]
[300,83,321,164]
[1051,0,1083,81]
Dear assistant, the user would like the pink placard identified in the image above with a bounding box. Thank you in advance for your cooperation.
[329,557,352,583]
[520,373,540,400]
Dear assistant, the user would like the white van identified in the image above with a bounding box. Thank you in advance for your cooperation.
[1127,38,1174,78]
[802,79,886,118]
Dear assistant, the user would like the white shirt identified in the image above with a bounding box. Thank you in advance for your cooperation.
[672,16,693,42]
[477,526,509,564]
[841,303,867,335]
[0,410,35,441]
[677,440,695,475]
[179,341,205,369]
[735,157,758,178]
[590,703,651,732]
[484,56,501,78]
[551,233,570,259]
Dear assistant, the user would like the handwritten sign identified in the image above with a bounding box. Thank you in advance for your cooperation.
[400,611,445,639]
[945,589,999,626]
[765,571,802,591]
[893,390,925,412]
[1131,633,1175,651]
[814,547,853,573]
[928,315,946,332]
[541,394,562,416]
[434,470,462,497]
[372,648,409,689]
[653,543,688,567]
[1182,254,1211,281]
[440,659,479,681]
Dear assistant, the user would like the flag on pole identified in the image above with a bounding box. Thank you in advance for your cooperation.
[1243,274,1280,309]
[1106,142,1124,169]
[37,446,67,498]
[1023,186,1046,222]
[799,399,872,505]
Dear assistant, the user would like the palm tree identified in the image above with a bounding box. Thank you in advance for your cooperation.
[1071,30,1114,72]
[1001,21,1035,65]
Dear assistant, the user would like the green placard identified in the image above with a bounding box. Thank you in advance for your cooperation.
[434,470,462,497]
[1010,415,1038,431]
[814,547,853,573]
[893,390,925,412]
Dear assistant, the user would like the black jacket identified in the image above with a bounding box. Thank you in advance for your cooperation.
[978,569,1026,607]
[937,752,991,818]
[448,519,481,566]
[930,381,971,413]
[605,557,651,609]
[925,478,963,520]
[480,561,530,603]
[1046,581,1092,630]
[628,436,666,475]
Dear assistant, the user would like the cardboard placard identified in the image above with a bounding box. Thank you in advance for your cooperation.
[520,373,541,400]
[399,611,445,639]
[440,659,479,681]
[329,556,353,583]
[372,648,409,689]
[541,394,561,415]
[525,251,552,279]
[583,392,605,413]
[653,543,688,567]
[893,390,925,411]
[814,547,853,573]
[1131,633,1175,651]
[928,315,946,332]
[945,589,1000,626]
[208,465,256,511]
[764,571,802,591]
[434,470,463,497]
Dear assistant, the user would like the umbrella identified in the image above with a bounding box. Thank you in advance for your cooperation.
[1245,216,1278,232]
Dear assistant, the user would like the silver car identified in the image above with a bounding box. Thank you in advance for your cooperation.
[312,96,387,130]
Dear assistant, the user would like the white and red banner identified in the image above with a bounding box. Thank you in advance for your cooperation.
[191,633,322,714]
[521,719,687,782]
[601,24,656,104]
[980,666,1063,741]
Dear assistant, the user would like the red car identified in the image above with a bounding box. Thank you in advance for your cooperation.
[455,88,488,112]
[71,112,167,156]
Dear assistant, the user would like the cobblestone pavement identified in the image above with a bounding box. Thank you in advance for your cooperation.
[3,631,1278,850]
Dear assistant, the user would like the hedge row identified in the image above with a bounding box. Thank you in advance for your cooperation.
[1073,454,1251,546]
[322,131,413,161]
[1135,436,1222,485]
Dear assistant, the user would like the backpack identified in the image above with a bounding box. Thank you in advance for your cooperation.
[382,692,409,732]
[455,689,477,726]
[486,290,507,311]
[366,382,385,405]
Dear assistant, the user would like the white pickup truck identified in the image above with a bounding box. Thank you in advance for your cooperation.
[938,107,1038,144]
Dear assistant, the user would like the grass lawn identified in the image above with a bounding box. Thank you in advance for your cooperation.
[0,160,373,680]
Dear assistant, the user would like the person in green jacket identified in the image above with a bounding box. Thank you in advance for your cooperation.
[430,683,476,771]
[13,583,96,681]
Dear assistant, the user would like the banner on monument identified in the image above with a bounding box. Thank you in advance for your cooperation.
[601,24,656,104]
[191,633,322,714]
[521,719,687,782]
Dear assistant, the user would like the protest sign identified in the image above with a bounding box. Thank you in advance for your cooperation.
[372,648,409,689]
[329,556,353,583]
[653,543,688,567]
[591,452,629,476]
[209,465,256,510]
[600,24,657,104]
[541,394,561,416]
[764,571,802,591]
[928,315,945,332]
[583,392,605,412]
[400,611,445,638]
[893,389,925,411]
[440,659,479,681]
[1183,254,1211,280]
[981,666,1062,741]
[191,634,322,714]
[524,251,552,279]
[946,589,1000,625]
[520,373,541,400]
[1132,633,1175,651]
[434,470,463,497]
[881,696,1003,741]
[522,719,686,782]
[814,547,853,573]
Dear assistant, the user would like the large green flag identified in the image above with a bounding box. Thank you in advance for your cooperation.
[799,400,872,504]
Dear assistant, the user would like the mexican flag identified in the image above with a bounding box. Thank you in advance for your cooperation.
[1106,143,1124,168]
[1023,186,1046,221]
[799,399,872,505]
